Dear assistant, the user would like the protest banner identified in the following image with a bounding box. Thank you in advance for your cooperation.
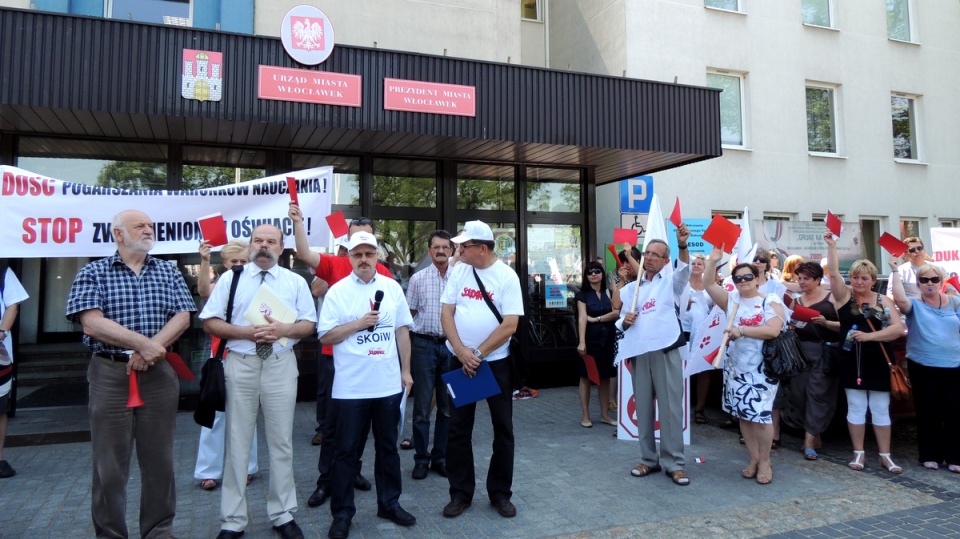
[930,227,960,277]
[0,165,334,257]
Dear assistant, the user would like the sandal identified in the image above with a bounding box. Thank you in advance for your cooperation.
[400,438,413,450]
[848,450,865,471]
[742,462,758,479]
[666,469,690,486]
[879,453,902,474]
[694,410,707,424]
[756,463,773,485]
[200,479,218,490]
[803,448,818,461]
[608,400,618,412]
[630,463,662,477]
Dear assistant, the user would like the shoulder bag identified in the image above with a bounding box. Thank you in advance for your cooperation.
[472,267,526,391]
[194,265,243,428]
[862,313,911,401]
[761,297,809,381]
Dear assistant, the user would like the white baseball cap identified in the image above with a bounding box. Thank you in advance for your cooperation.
[451,220,493,244]
[346,231,378,251]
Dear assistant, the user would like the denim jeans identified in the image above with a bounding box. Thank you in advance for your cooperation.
[411,336,452,466]
[329,392,404,520]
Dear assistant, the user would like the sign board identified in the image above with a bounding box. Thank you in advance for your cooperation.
[754,220,862,273]
[619,176,653,214]
[544,284,567,308]
[280,5,336,65]
[383,78,477,117]
[617,359,691,445]
[620,213,648,244]
[258,65,362,107]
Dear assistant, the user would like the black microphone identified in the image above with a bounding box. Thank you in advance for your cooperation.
[368,290,384,332]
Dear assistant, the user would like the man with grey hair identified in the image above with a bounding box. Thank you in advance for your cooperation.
[66,209,196,538]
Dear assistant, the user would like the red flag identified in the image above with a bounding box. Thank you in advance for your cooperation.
[945,275,960,294]
[198,213,228,247]
[286,176,300,205]
[878,233,908,257]
[669,197,682,227]
[826,210,842,237]
[326,211,349,238]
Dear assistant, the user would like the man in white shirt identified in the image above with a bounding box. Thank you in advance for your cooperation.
[440,221,524,519]
[318,231,415,539]
[406,230,454,480]
[200,224,317,539]
[886,237,957,298]
[0,264,29,479]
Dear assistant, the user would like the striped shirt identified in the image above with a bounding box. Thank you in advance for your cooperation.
[406,263,448,337]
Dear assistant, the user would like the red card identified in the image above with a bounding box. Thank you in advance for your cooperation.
[583,354,600,386]
[826,210,842,237]
[669,197,682,227]
[607,244,622,267]
[613,228,638,246]
[325,211,349,238]
[198,213,228,247]
[878,233,908,257]
[946,275,960,293]
[791,305,820,323]
[165,352,196,381]
[286,176,299,205]
[782,292,795,310]
[702,215,741,254]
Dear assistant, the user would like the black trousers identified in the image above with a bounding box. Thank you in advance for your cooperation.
[446,356,514,503]
[907,360,960,466]
[316,353,369,487]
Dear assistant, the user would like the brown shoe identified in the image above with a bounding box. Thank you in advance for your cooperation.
[442,498,471,518]
[630,463,662,477]
[311,432,323,445]
[491,499,517,518]
[666,469,690,486]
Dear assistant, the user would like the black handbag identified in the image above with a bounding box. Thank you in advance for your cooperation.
[194,265,243,428]
[472,268,526,391]
[760,298,809,381]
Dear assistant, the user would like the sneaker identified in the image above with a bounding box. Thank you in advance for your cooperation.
[0,460,15,478]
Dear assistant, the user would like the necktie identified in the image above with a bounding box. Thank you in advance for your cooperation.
[256,270,272,359]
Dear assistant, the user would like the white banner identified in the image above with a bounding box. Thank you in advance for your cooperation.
[930,228,960,277]
[0,166,334,258]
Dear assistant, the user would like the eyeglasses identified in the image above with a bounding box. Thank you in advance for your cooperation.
[587,269,604,275]
[460,243,482,250]
[732,273,756,284]
[918,276,941,284]
[753,258,769,264]
[907,246,925,254]
[641,251,664,260]
[349,218,374,226]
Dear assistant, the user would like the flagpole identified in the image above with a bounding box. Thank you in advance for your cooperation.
[712,302,739,368]
[629,253,645,313]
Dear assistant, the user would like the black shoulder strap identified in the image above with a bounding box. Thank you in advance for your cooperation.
[472,267,503,324]
[215,265,244,360]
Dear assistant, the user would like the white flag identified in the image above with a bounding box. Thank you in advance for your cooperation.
[682,304,727,377]
[736,206,753,264]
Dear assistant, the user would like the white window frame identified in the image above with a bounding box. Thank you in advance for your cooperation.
[891,92,924,163]
[886,0,918,44]
[707,69,749,149]
[939,219,960,228]
[900,218,923,240]
[704,0,741,14]
[713,211,743,220]
[521,0,542,22]
[802,0,835,29]
[805,82,843,157]
[763,213,794,221]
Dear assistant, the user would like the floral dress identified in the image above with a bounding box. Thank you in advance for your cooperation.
[722,291,783,424]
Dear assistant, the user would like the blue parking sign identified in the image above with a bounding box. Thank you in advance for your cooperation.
[620,176,653,214]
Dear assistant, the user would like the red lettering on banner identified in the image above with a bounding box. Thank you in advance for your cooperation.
[22,217,82,244]
[934,250,959,262]
[708,315,721,328]
[460,287,494,301]
[2,172,56,196]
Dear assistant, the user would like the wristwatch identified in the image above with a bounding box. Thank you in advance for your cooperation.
[473,348,485,360]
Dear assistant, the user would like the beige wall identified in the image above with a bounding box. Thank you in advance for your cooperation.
[254,0,523,63]
[548,0,625,76]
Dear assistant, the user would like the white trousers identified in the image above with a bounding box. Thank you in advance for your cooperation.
[194,411,259,480]
[220,350,299,532]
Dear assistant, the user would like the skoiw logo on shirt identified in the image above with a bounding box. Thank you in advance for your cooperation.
[461,287,493,301]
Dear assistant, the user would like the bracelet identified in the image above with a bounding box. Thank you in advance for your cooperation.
[678,244,688,249]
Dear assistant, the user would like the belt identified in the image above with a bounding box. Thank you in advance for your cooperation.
[412,332,446,344]
[96,352,129,363]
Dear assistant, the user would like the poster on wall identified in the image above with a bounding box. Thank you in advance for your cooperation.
[754,220,862,273]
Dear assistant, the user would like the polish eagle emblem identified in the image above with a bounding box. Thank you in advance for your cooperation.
[292,17,324,50]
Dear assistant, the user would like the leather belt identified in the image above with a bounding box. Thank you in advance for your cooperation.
[96,352,130,362]
[412,332,446,344]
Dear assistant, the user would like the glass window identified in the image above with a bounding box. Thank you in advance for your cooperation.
[526,167,580,213]
[900,219,920,240]
[802,0,831,27]
[372,159,437,208]
[526,224,582,348]
[706,72,745,146]
[891,95,918,160]
[860,218,881,268]
[182,146,266,188]
[521,0,540,21]
[886,0,911,41]
[18,137,169,187]
[806,85,838,154]
[377,219,438,290]
[110,0,192,26]
[455,222,517,269]
[292,154,360,206]
[457,164,516,210]
[705,0,739,11]
[939,219,959,228]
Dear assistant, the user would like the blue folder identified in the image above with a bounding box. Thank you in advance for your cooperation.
[442,361,501,407]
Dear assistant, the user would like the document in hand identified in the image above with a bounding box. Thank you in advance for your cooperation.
[442,361,501,407]
[244,283,297,346]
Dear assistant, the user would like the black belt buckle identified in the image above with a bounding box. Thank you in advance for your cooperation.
[97,352,129,363]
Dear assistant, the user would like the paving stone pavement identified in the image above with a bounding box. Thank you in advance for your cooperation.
[1,386,957,538]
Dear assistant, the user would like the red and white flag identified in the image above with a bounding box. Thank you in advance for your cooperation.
[683,304,727,377]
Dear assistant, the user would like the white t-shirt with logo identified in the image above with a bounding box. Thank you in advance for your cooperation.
[319,274,414,399]
[440,260,524,361]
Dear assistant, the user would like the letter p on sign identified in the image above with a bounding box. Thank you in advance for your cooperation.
[619,176,653,214]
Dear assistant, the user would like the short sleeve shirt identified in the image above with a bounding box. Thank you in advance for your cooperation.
[440,260,524,361]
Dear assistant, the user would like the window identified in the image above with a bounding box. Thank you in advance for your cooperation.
[900,219,921,240]
[891,94,920,160]
[806,84,839,154]
[521,0,541,21]
[108,0,192,26]
[712,211,742,220]
[860,218,882,268]
[457,164,516,210]
[940,219,960,228]
[372,159,437,208]
[705,0,739,11]
[802,0,832,27]
[526,167,580,213]
[763,214,793,221]
[886,0,913,42]
[706,71,746,147]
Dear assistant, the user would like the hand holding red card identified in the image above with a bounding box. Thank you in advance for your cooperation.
[286,176,299,205]
[702,215,741,254]
[198,213,228,247]
[791,305,820,323]
[669,197,682,227]
[878,233,908,257]
[613,228,638,246]
[325,210,350,238]
[826,210,842,237]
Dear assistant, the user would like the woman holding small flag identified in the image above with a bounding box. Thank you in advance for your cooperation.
[704,247,786,485]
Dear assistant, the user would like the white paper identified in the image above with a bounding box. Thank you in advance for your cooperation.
[397,388,409,436]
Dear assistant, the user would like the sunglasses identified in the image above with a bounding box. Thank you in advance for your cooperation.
[587,269,604,275]
[753,258,768,264]
[350,218,374,226]
[907,246,925,253]
[732,273,756,284]
[918,276,941,284]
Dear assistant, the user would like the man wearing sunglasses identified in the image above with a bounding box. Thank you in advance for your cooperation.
[886,236,957,299]
[614,223,692,487]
